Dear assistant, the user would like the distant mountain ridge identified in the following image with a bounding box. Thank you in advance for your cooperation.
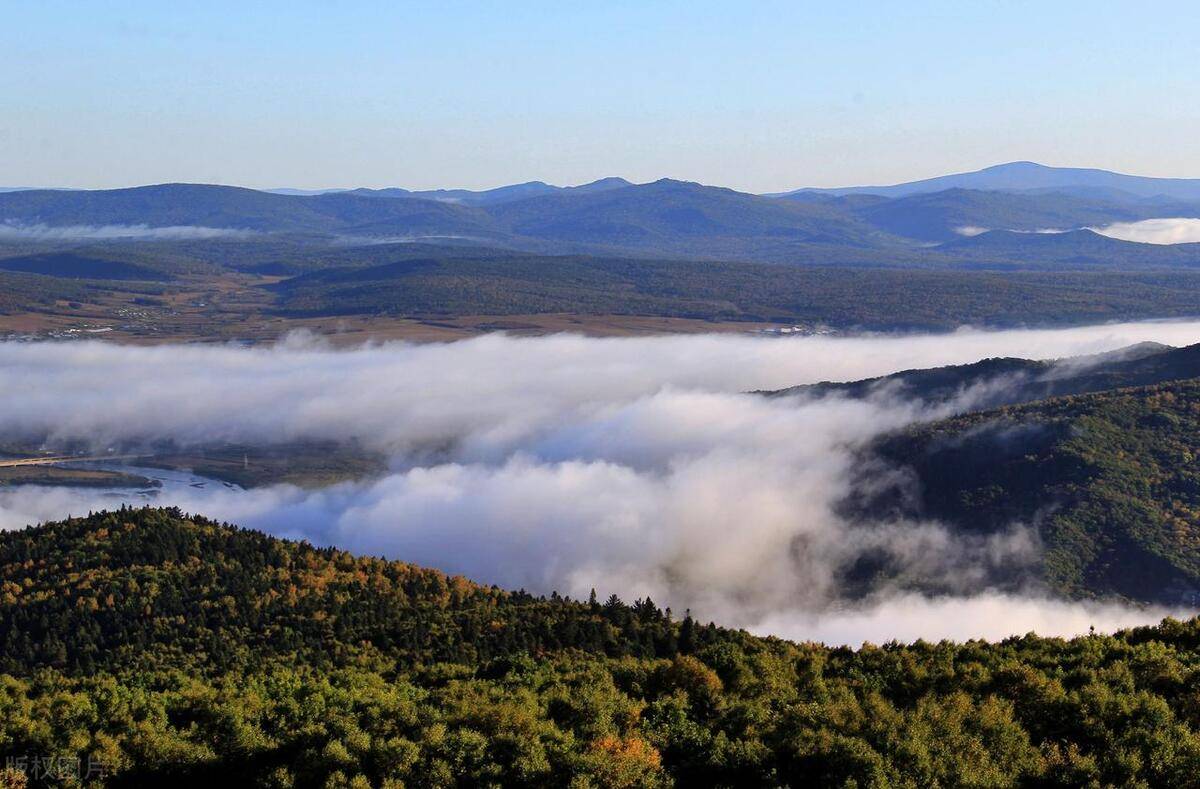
[4,163,1200,266]
[269,177,634,205]
[0,183,508,240]
[939,228,1200,269]
[786,161,1200,201]
[0,179,907,263]
[849,187,1195,243]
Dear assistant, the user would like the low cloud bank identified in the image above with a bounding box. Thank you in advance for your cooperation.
[954,226,1067,237]
[1090,217,1200,245]
[956,218,1200,245]
[753,594,1187,645]
[333,233,485,246]
[2,321,1199,644]
[0,222,258,241]
[5,321,1199,452]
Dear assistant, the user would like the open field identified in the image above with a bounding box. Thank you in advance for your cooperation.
[0,272,797,344]
[0,465,155,488]
[9,262,1200,345]
[0,441,387,489]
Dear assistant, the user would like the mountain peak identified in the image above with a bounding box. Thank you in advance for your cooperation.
[789,161,1200,201]
[985,161,1048,171]
[573,176,632,190]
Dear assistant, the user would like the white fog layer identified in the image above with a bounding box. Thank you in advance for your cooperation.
[2,320,1198,645]
[1091,217,1200,245]
[0,222,258,241]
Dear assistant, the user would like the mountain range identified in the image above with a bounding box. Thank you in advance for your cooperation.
[3,162,1199,267]
[266,161,1200,203]
[783,160,1200,201]
[269,176,634,205]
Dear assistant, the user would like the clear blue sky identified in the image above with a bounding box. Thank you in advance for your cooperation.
[3,1,1198,192]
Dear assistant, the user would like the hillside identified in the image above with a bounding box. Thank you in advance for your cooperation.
[486,178,905,257]
[0,507,698,677]
[852,377,1200,603]
[3,508,1200,786]
[0,251,167,280]
[267,253,1200,330]
[940,229,1200,269]
[762,340,1200,407]
[0,184,504,239]
[851,188,1176,243]
[0,271,89,313]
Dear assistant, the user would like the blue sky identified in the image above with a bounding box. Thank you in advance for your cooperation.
[3,1,1198,191]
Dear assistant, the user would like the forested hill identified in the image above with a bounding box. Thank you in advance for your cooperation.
[762,340,1200,409]
[853,377,1200,603]
[4,508,1200,785]
[0,507,715,677]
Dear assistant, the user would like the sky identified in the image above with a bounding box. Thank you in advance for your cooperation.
[3,1,1199,192]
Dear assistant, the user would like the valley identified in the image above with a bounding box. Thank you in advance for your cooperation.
[2,165,1200,349]
[0,273,800,345]
[11,5,1200,784]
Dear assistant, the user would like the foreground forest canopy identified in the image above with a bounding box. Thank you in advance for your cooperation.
[2,508,1200,787]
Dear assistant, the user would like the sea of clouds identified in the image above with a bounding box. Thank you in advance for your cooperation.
[2,321,1198,644]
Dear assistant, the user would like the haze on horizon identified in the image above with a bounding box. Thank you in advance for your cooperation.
[4,1,1199,193]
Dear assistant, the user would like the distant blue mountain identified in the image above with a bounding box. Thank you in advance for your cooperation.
[936,228,1200,269]
[782,161,1200,201]
[0,187,76,193]
[0,179,899,261]
[6,167,1200,266]
[269,177,633,206]
[848,188,1194,243]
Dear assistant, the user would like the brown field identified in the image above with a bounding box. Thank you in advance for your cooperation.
[0,273,787,345]
[0,465,155,489]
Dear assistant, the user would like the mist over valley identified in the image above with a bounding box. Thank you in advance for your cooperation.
[8,6,1200,779]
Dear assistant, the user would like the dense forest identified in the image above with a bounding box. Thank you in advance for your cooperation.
[0,271,87,314]
[266,254,1200,330]
[2,508,1200,786]
[12,241,1200,332]
[852,377,1200,603]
